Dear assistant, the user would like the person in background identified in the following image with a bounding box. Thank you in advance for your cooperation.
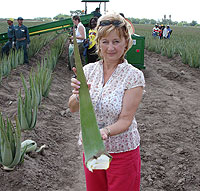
[87,17,99,63]
[14,17,30,64]
[158,25,164,39]
[167,25,172,39]
[119,13,135,35]
[91,7,102,18]
[162,25,168,39]
[68,13,145,191]
[70,15,86,68]
[1,18,15,58]
[152,24,159,37]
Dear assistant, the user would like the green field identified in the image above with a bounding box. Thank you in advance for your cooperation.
[0,20,47,33]
[0,20,49,50]
[1,20,200,68]
[134,24,200,68]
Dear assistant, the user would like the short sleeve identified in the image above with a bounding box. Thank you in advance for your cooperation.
[125,67,145,90]
[83,62,98,81]
[83,65,89,81]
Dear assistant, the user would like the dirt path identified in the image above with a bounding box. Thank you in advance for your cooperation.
[0,46,199,191]
[139,50,200,191]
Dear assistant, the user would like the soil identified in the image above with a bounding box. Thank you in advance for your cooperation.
[0,40,199,191]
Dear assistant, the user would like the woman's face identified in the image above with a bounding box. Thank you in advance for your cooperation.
[73,19,79,26]
[90,19,97,29]
[99,30,127,64]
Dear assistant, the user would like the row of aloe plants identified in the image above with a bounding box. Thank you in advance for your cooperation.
[135,24,200,68]
[0,32,57,85]
[0,49,24,84]
[28,33,57,58]
[18,33,67,130]
[0,33,68,170]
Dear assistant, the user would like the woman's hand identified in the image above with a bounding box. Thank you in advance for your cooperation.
[100,127,111,140]
[68,67,91,112]
[71,67,91,94]
[100,129,108,140]
[71,67,80,96]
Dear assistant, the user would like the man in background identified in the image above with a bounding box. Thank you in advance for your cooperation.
[91,7,102,18]
[1,18,15,58]
[152,24,159,37]
[14,17,30,64]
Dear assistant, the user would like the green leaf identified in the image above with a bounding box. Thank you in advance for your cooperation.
[73,28,112,165]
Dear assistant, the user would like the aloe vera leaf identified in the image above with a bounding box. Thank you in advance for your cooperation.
[8,117,22,168]
[0,114,13,167]
[6,118,15,158]
[30,89,38,129]
[73,28,111,164]
[21,74,32,126]
[17,92,29,130]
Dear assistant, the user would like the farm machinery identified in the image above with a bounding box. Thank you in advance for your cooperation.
[0,0,145,69]
[0,14,92,44]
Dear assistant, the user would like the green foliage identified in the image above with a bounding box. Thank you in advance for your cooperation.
[70,10,85,16]
[36,61,52,97]
[73,29,112,168]
[0,33,56,85]
[0,114,26,170]
[127,17,199,26]
[0,49,24,80]
[28,33,56,57]
[45,34,67,70]
[135,24,200,68]
[17,33,68,131]
[190,20,198,26]
[53,14,71,20]
[18,74,38,130]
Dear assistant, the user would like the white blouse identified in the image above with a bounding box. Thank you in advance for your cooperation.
[76,22,86,43]
[83,59,145,153]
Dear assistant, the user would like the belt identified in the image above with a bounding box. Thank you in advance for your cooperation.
[16,37,26,41]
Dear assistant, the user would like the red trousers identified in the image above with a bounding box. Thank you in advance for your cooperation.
[83,147,141,191]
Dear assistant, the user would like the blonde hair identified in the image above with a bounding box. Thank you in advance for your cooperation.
[95,13,132,62]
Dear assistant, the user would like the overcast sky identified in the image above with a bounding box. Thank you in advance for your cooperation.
[1,0,199,23]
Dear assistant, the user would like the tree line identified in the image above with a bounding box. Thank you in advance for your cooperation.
[32,11,199,27]
[128,18,199,27]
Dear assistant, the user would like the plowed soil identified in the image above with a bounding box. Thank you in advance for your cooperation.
[0,40,199,191]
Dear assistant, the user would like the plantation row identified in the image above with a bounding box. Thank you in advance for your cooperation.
[0,20,47,33]
[135,24,200,68]
[0,33,68,170]
[0,33,57,84]
[1,19,199,68]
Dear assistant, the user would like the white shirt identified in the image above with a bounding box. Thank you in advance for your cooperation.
[83,59,145,153]
[76,22,86,43]
[163,28,168,38]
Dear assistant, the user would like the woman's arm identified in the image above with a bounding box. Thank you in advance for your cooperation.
[68,67,91,113]
[69,25,85,40]
[101,86,143,139]
[78,25,86,40]
[68,67,80,113]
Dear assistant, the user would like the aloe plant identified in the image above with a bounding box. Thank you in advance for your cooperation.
[0,114,27,170]
[17,75,38,130]
[37,60,52,97]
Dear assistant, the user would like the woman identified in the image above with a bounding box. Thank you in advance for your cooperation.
[87,17,99,63]
[70,15,86,69]
[68,13,145,191]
